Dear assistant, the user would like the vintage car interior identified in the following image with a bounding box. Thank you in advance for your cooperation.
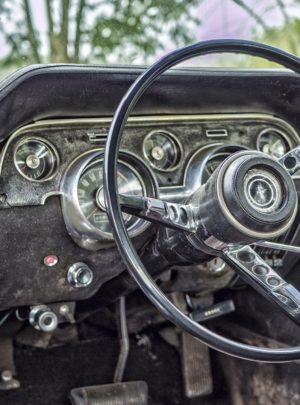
[1,39,300,404]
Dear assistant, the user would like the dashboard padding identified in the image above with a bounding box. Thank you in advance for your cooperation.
[1,65,300,141]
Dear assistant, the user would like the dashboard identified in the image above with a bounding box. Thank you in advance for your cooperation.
[0,113,299,309]
[1,65,300,310]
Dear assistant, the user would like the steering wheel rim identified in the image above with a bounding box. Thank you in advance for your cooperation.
[104,39,300,362]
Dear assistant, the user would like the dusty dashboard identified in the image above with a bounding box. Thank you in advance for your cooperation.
[0,113,299,308]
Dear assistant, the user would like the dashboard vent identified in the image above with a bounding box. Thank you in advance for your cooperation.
[87,132,107,143]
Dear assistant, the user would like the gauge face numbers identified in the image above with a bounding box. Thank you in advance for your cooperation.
[200,146,247,184]
[143,131,182,171]
[77,160,145,235]
[14,138,58,181]
[257,129,291,159]
[202,151,231,183]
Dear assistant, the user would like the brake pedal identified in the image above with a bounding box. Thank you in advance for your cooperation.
[70,297,148,404]
[181,331,213,398]
[70,381,148,405]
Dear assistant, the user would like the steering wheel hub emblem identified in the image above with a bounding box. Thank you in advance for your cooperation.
[244,168,282,213]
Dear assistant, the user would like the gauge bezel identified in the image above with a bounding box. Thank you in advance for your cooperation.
[159,143,248,202]
[13,137,59,182]
[77,158,147,238]
[256,127,293,159]
[142,130,183,172]
[60,149,158,250]
[198,144,249,185]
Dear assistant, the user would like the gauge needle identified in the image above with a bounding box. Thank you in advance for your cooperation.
[87,207,99,219]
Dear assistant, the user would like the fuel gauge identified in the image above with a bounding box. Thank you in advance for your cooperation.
[257,128,291,159]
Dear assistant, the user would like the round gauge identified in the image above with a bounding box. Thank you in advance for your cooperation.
[77,159,145,236]
[202,151,232,183]
[143,130,182,171]
[61,150,157,249]
[200,145,247,184]
[257,128,292,159]
[14,138,59,182]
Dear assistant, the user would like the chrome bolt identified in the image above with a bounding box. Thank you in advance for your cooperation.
[29,305,58,332]
[67,263,93,288]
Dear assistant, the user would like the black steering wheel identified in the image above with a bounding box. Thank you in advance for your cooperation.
[104,39,300,362]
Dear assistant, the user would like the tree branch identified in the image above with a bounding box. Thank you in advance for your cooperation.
[232,0,269,31]
[276,0,297,54]
[59,0,70,60]
[45,0,55,56]
[73,0,86,62]
[23,0,41,63]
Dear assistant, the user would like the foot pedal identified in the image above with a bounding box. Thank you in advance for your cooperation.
[70,381,148,405]
[181,332,213,398]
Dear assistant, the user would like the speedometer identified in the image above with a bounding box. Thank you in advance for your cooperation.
[60,150,158,250]
[77,160,144,235]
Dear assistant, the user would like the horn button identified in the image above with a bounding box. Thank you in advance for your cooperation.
[244,168,282,214]
[221,152,297,239]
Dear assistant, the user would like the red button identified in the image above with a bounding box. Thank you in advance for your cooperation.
[43,255,58,267]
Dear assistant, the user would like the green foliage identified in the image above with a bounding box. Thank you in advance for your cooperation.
[0,0,202,68]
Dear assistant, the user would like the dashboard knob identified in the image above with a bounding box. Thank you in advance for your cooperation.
[67,262,93,288]
[29,305,58,332]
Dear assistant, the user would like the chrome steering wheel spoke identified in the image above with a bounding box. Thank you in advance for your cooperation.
[223,245,300,325]
[279,145,300,175]
[253,241,300,254]
[119,194,196,232]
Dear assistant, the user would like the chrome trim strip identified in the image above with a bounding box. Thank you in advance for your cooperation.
[253,241,300,254]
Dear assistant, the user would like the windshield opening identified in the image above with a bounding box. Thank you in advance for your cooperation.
[0,0,299,79]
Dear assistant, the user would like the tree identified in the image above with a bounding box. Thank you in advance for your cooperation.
[230,0,300,67]
[204,0,300,69]
[0,0,203,67]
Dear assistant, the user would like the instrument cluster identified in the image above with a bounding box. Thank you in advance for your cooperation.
[0,113,299,251]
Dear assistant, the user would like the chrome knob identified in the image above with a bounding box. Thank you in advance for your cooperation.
[67,262,93,288]
[29,305,58,332]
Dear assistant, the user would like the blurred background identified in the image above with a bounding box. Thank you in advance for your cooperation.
[0,0,300,79]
